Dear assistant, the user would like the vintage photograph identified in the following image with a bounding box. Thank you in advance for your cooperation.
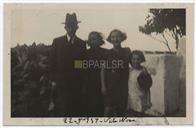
[4,3,193,125]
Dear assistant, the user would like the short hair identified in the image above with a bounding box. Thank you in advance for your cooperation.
[130,50,146,66]
[107,29,127,43]
[87,31,105,46]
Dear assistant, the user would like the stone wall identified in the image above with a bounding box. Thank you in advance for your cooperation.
[142,53,184,116]
[141,37,186,116]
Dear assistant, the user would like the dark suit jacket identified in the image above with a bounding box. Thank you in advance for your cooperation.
[49,35,86,91]
[49,35,86,116]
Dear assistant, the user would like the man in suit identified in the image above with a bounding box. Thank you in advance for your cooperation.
[48,13,86,117]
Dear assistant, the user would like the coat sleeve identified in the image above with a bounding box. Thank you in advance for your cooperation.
[124,47,131,64]
[79,40,87,94]
[82,40,87,51]
[137,70,153,90]
[49,39,57,81]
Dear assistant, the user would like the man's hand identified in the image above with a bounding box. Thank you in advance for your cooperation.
[101,86,107,96]
[51,81,57,87]
[48,101,55,111]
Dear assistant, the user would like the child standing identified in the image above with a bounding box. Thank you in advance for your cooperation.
[127,50,152,117]
[104,29,131,117]
[84,31,107,117]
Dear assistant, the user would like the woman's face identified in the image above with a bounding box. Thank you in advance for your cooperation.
[88,33,101,48]
[110,31,122,47]
[131,54,142,69]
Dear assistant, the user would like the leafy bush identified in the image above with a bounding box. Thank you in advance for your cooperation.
[11,43,52,117]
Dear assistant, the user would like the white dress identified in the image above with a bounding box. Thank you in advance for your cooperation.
[127,67,152,112]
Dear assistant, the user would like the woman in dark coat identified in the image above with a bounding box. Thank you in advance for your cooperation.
[104,29,131,117]
[84,31,107,117]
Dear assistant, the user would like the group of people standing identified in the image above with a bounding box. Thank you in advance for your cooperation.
[49,13,152,117]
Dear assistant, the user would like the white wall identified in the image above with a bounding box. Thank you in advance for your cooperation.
[143,53,183,116]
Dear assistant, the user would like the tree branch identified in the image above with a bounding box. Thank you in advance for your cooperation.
[162,33,172,52]
[170,30,176,39]
[165,29,175,40]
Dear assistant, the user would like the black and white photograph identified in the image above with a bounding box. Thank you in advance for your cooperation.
[3,3,193,125]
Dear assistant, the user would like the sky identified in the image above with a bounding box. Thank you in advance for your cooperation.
[8,4,177,51]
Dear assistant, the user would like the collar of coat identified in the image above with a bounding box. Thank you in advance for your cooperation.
[66,34,76,44]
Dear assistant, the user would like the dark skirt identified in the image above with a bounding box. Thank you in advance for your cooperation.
[84,70,104,117]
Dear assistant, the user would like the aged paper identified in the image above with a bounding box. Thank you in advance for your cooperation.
[4,3,193,125]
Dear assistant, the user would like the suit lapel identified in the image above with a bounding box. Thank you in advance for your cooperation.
[62,35,72,47]
[62,35,83,52]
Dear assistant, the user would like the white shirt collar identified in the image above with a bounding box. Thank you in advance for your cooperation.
[66,34,76,44]
[66,34,71,42]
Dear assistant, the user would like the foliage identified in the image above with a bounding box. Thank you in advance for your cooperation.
[11,43,52,117]
[139,9,186,51]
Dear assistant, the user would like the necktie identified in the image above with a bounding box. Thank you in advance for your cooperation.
[69,37,73,44]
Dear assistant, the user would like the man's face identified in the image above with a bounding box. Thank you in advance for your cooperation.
[64,24,78,37]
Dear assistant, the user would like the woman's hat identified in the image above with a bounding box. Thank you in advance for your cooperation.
[62,13,81,26]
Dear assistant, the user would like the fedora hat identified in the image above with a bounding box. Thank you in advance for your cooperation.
[62,13,81,26]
